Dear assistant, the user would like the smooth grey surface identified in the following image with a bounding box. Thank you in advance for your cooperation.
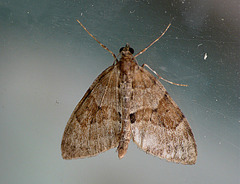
[0,0,239,184]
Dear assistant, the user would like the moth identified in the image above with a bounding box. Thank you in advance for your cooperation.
[61,20,197,165]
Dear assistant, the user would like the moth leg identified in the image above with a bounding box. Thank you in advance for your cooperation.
[142,63,188,87]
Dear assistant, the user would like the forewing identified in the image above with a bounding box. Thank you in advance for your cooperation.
[130,66,197,164]
[61,64,121,159]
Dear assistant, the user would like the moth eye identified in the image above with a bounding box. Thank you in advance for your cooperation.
[119,47,124,53]
[129,47,134,54]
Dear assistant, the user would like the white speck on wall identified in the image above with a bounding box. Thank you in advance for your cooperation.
[204,53,208,60]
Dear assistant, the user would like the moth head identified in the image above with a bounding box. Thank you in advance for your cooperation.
[119,44,134,56]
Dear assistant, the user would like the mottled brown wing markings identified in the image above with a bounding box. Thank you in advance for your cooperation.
[61,64,122,159]
[130,66,197,164]
[130,66,166,114]
[62,20,197,164]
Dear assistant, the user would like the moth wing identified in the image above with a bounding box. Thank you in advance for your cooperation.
[130,66,197,164]
[61,65,121,159]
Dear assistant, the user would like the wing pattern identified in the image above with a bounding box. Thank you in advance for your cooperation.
[130,66,197,164]
[61,64,122,159]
